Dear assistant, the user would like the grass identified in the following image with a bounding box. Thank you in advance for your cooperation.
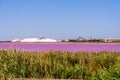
[0,50,120,79]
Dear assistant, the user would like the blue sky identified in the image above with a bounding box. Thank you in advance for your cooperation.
[0,0,120,40]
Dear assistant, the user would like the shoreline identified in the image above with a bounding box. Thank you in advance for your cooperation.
[1,42,120,44]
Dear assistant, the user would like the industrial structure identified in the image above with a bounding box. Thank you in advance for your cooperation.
[104,38,120,42]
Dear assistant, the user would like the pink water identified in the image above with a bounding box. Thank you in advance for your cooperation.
[0,42,120,52]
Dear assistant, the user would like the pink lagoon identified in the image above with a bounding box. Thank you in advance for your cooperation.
[0,42,120,52]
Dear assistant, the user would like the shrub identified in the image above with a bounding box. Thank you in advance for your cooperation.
[0,50,120,79]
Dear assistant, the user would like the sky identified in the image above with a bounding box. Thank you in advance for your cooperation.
[0,0,120,41]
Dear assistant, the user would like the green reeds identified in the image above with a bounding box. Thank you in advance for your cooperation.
[0,50,120,79]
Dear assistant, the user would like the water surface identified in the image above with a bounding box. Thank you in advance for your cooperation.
[0,42,120,52]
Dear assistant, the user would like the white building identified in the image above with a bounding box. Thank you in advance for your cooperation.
[104,38,120,42]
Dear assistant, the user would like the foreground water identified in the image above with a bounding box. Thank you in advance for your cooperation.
[0,42,120,52]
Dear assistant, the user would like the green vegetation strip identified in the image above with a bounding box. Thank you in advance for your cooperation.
[0,50,120,79]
